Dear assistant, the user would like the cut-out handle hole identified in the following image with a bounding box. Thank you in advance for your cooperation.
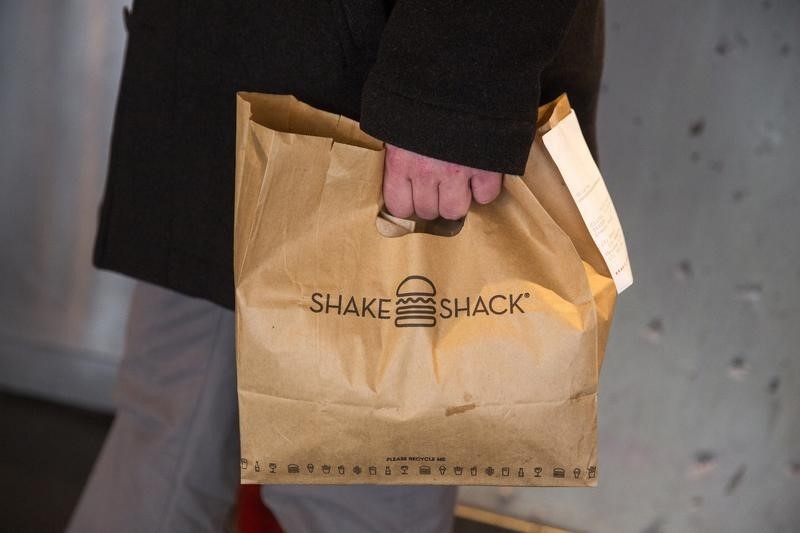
[375,208,465,238]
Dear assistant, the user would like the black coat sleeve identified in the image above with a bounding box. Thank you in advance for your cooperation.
[358,0,579,174]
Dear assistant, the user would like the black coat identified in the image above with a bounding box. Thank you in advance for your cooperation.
[93,0,605,310]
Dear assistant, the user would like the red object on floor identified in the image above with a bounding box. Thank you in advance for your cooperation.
[238,485,284,533]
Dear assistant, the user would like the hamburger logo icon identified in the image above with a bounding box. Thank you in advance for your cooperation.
[394,275,437,328]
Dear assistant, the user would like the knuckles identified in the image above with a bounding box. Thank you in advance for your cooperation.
[416,208,439,221]
[383,147,500,220]
[439,205,467,220]
[384,200,414,219]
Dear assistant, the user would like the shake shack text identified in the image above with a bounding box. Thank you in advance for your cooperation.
[309,276,530,327]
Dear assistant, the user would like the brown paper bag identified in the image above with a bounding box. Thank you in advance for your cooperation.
[234,92,628,487]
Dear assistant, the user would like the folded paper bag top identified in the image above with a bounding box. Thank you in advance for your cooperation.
[234,91,631,487]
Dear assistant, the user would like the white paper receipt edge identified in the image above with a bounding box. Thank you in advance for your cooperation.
[542,110,633,293]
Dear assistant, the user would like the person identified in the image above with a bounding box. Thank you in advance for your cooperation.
[68,1,605,532]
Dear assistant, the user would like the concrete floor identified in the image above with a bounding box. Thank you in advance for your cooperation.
[0,393,111,532]
[1,1,799,532]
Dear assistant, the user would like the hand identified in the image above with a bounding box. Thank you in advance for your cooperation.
[382,143,503,220]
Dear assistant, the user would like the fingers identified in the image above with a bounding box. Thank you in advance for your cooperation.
[438,171,472,220]
[382,144,502,220]
[383,146,414,218]
[411,174,439,220]
[471,171,503,204]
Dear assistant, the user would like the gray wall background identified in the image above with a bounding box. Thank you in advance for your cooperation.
[461,2,800,532]
[0,1,133,409]
[1,1,798,532]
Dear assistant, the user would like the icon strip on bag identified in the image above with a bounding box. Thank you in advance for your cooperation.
[242,457,596,483]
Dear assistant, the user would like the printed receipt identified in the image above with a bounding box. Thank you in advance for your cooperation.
[542,111,633,293]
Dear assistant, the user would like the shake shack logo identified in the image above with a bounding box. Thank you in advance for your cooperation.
[395,276,437,328]
[309,275,530,328]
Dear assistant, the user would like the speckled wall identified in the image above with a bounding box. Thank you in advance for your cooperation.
[1,1,797,532]
[459,1,800,531]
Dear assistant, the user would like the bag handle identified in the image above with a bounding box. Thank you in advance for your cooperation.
[236,92,595,309]
[237,91,571,248]
[324,137,554,249]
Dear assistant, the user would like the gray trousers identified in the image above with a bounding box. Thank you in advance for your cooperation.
[68,281,457,533]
